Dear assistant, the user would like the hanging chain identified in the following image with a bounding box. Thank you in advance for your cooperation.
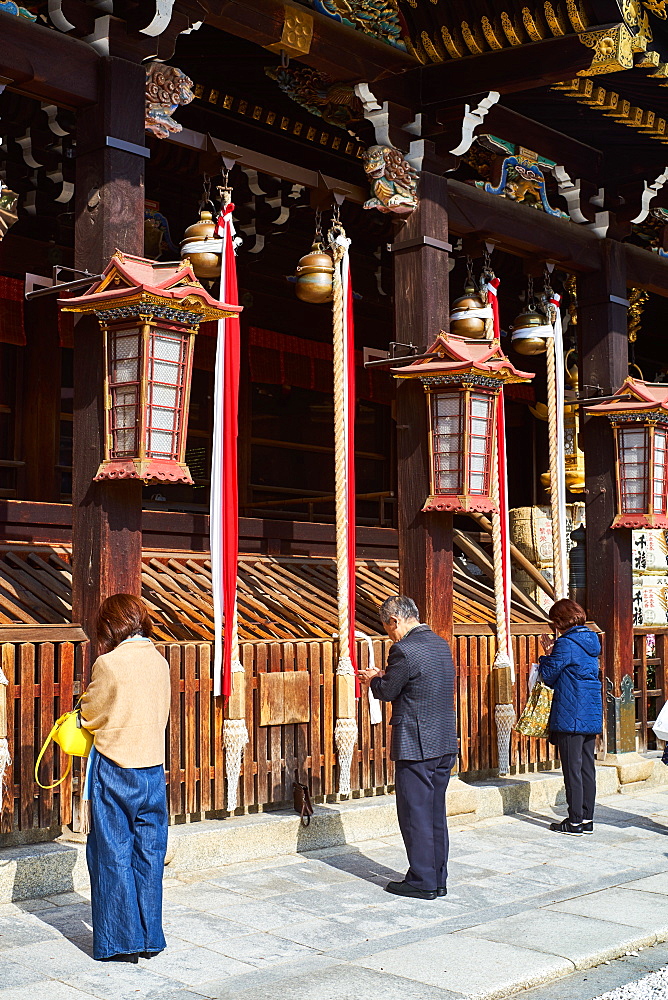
[527,274,534,308]
[314,207,323,243]
[200,174,212,212]
[466,255,475,285]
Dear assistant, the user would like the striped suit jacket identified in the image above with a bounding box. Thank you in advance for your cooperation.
[370,624,458,762]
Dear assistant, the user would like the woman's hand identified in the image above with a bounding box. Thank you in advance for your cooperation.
[540,633,556,655]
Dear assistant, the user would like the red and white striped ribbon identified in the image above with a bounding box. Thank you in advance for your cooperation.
[487,277,514,680]
[211,203,241,698]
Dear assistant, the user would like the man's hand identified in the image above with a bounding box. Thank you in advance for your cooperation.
[358,667,381,687]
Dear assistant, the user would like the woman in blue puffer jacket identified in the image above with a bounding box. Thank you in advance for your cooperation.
[539,598,603,837]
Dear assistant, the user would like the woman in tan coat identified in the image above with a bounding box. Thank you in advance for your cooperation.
[81,594,170,963]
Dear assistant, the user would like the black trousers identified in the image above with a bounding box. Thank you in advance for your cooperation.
[555,732,596,825]
[394,752,458,892]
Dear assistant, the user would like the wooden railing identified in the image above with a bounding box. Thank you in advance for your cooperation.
[2,627,560,837]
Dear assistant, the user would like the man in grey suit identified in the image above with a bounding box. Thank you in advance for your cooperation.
[359,595,458,900]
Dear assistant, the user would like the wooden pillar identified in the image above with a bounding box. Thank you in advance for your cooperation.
[393,171,453,642]
[21,297,61,501]
[72,57,146,641]
[578,240,634,753]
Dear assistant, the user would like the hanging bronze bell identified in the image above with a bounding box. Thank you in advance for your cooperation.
[449,281,487,338]
[295,239,334,304]
[510,306,552,355]
[180,210,221,280]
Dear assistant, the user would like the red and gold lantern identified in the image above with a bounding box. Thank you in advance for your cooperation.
[60,251,241,483]
[586,378,668,529]
[393,332,534,513]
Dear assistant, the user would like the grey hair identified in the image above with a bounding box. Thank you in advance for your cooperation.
[379,595,420,624]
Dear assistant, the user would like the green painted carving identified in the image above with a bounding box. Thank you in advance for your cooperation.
[305,0,407,50]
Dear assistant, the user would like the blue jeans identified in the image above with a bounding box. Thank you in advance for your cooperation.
[86,752,168,960]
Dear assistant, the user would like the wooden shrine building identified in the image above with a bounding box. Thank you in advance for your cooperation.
[0,0,667,838]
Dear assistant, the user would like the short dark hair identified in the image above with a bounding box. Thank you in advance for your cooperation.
[97,593,153,653]
[549,598,586,631]
[379,595,420,624]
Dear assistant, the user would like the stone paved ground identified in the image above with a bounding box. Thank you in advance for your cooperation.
[3,787,668,1000]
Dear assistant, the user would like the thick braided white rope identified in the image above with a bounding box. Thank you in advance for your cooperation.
[330,224,357,797]
[490,434,510,669]
[330,231,354,678]
[546,327,567,600]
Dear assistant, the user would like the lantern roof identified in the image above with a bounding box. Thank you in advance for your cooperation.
[392,331,534,384]
[59,250,241,323]
[585,378,668,416]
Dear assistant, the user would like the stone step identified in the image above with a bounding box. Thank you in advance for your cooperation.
[3,757,665,904]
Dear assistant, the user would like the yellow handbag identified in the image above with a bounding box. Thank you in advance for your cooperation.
[514,681,554,739]
[35,703,93,789]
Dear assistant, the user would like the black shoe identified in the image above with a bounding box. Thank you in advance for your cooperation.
[140,951,163,959]
[437,886,447,897]
[385,880,437,900]
[550,819,583,836]
[100,953,139,964]
[582,821,594,834]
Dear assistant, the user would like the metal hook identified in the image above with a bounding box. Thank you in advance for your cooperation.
[280,48,290,69]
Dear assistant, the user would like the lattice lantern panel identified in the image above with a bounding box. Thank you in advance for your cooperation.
[99,320,195,484]
[613,420,668,529]
[425,385,498,513]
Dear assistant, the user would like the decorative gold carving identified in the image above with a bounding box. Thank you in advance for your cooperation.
[441,25,465,58]
[522,7,547,40]
[643,0,668,16]
[577,23,635,75]
[566,0,588,30]
[544,2,567,35]
[461,21,485,54]
[421,30,445,62]
[628,288,649,343]
[501,11,524,44]
[580,85,607,106]
[265,5,314,58]
[481,16,505,49]
[637,109,656,131]
[637,49,661,66]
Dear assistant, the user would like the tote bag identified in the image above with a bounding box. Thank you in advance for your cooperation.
[514,681,553,739]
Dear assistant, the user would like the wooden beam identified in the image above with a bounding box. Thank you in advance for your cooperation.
[375,35,591,108]
[0,12,98,108]
[446,178,602,272]
[166,129,367,203]
[204,0,416,83]
[625,243,668,297]
[0,624,87,642]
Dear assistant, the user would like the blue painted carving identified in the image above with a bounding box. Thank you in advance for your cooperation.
[476,155,568,219]
[0,1,36,18]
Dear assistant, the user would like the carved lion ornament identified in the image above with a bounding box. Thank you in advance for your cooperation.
[145,62,194,139]
[362,145,419,214]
